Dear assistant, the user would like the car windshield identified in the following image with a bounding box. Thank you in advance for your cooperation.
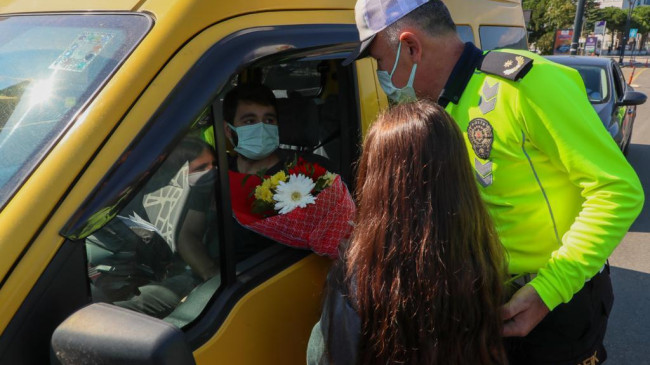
[571,65,609,104]
[0,14,151,209]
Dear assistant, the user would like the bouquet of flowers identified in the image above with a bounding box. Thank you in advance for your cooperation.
[229,157,355,258]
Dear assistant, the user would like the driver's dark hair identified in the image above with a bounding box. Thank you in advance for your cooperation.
[222,83,278,123]
[385,1,457,45]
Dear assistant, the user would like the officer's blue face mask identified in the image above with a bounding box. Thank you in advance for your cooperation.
[376,41,418,104]
[228,122,279,160]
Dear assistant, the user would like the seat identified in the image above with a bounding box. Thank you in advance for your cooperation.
[86,164,193,303]
[276,91,321,150]
[163,274,222,328]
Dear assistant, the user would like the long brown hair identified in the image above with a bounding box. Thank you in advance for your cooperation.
[346,100,507,364]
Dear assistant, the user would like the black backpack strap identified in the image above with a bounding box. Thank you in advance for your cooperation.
[478,51,533,81]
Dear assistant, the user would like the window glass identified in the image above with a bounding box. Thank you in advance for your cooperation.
[456,25,475,44]
[612,63,627,100]
[572,65,609,103]
[261,60,323,97]
[0,14,151,208]
[85,116,221,327]
[479,26,527,50]
[600,68,609,103]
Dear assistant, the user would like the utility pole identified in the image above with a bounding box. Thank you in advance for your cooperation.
[570,0,587,55]
[619,0,637,65]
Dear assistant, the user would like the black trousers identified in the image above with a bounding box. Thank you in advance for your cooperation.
[505,266,613,365]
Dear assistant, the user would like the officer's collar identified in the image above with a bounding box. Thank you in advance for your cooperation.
[438,42,484,108]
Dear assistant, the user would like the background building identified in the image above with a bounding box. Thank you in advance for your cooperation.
[600,0,650,8]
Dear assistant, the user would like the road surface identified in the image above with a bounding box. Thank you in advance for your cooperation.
[603,64,650,364]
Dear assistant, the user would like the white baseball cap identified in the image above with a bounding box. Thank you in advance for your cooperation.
[343,0,430,66]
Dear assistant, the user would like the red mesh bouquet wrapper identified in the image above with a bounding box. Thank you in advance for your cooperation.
[229,170,355,258]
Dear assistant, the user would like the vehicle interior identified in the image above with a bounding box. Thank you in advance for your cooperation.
[83,51,360,329]
[573,65,609,103]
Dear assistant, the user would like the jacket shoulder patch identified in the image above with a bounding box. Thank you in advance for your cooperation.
[479,52,533,81]
[467,118,493,159]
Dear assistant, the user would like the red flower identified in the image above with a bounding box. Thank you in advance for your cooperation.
[289,158,327,180]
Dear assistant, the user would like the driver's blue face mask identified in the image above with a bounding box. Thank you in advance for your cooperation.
[228,122,279,160]
[376,41,418,104]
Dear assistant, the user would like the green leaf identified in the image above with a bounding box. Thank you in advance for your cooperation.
[251,200,276,214]
[313,177,328,194]
[286,154,298,170]
[255,168,269,179]
[241,174,252,187]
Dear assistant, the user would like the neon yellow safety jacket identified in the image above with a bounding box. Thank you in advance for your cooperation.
[442,45,644,310]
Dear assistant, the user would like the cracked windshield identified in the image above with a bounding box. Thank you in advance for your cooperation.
[0,14,150,206]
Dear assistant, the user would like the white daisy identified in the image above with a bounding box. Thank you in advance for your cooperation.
[273,174,316,214]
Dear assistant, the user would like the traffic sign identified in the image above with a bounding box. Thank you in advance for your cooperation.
[630,28,638,38]
[594,21,606,35]
[585,36,597,54]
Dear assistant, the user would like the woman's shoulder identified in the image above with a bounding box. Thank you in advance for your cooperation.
[317,262,360,364]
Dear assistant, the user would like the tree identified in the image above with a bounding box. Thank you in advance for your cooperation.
[631,6,650,50]
[583,0,603,35]
[524,0,600,54]
[592,6,627,48]
[523,0,551,51]
[524,0,574,54]
[524,1,649,54]
[632,6,650,34]
[595,6,627,34]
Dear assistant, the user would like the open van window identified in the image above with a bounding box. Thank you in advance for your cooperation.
[78,46,360,330]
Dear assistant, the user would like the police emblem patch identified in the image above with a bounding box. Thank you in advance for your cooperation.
[467,118,493,159]
[503,56,525,76]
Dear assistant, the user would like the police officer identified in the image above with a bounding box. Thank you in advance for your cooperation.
[344,0,644,363]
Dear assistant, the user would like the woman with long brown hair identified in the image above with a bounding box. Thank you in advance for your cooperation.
[307,100,508,364]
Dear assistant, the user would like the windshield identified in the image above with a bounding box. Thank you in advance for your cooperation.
[572,65,609,104]
[479,26,528,50]
[0,13,151,208]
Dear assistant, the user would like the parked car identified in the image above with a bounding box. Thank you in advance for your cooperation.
[0,0,527,364]
[546,56,647,155]
[554,44,572,54]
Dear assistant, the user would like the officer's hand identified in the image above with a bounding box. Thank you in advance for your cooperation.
[501,284,550,337]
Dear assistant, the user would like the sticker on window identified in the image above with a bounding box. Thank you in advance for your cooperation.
[49,32,114,72]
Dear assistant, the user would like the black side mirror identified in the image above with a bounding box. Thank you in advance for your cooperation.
[617,90,647,107]
[51,303,196,365]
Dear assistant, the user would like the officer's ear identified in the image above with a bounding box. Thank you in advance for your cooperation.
[399,32,422,64]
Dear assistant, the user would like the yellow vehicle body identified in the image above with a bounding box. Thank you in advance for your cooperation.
[0,0,525,363]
